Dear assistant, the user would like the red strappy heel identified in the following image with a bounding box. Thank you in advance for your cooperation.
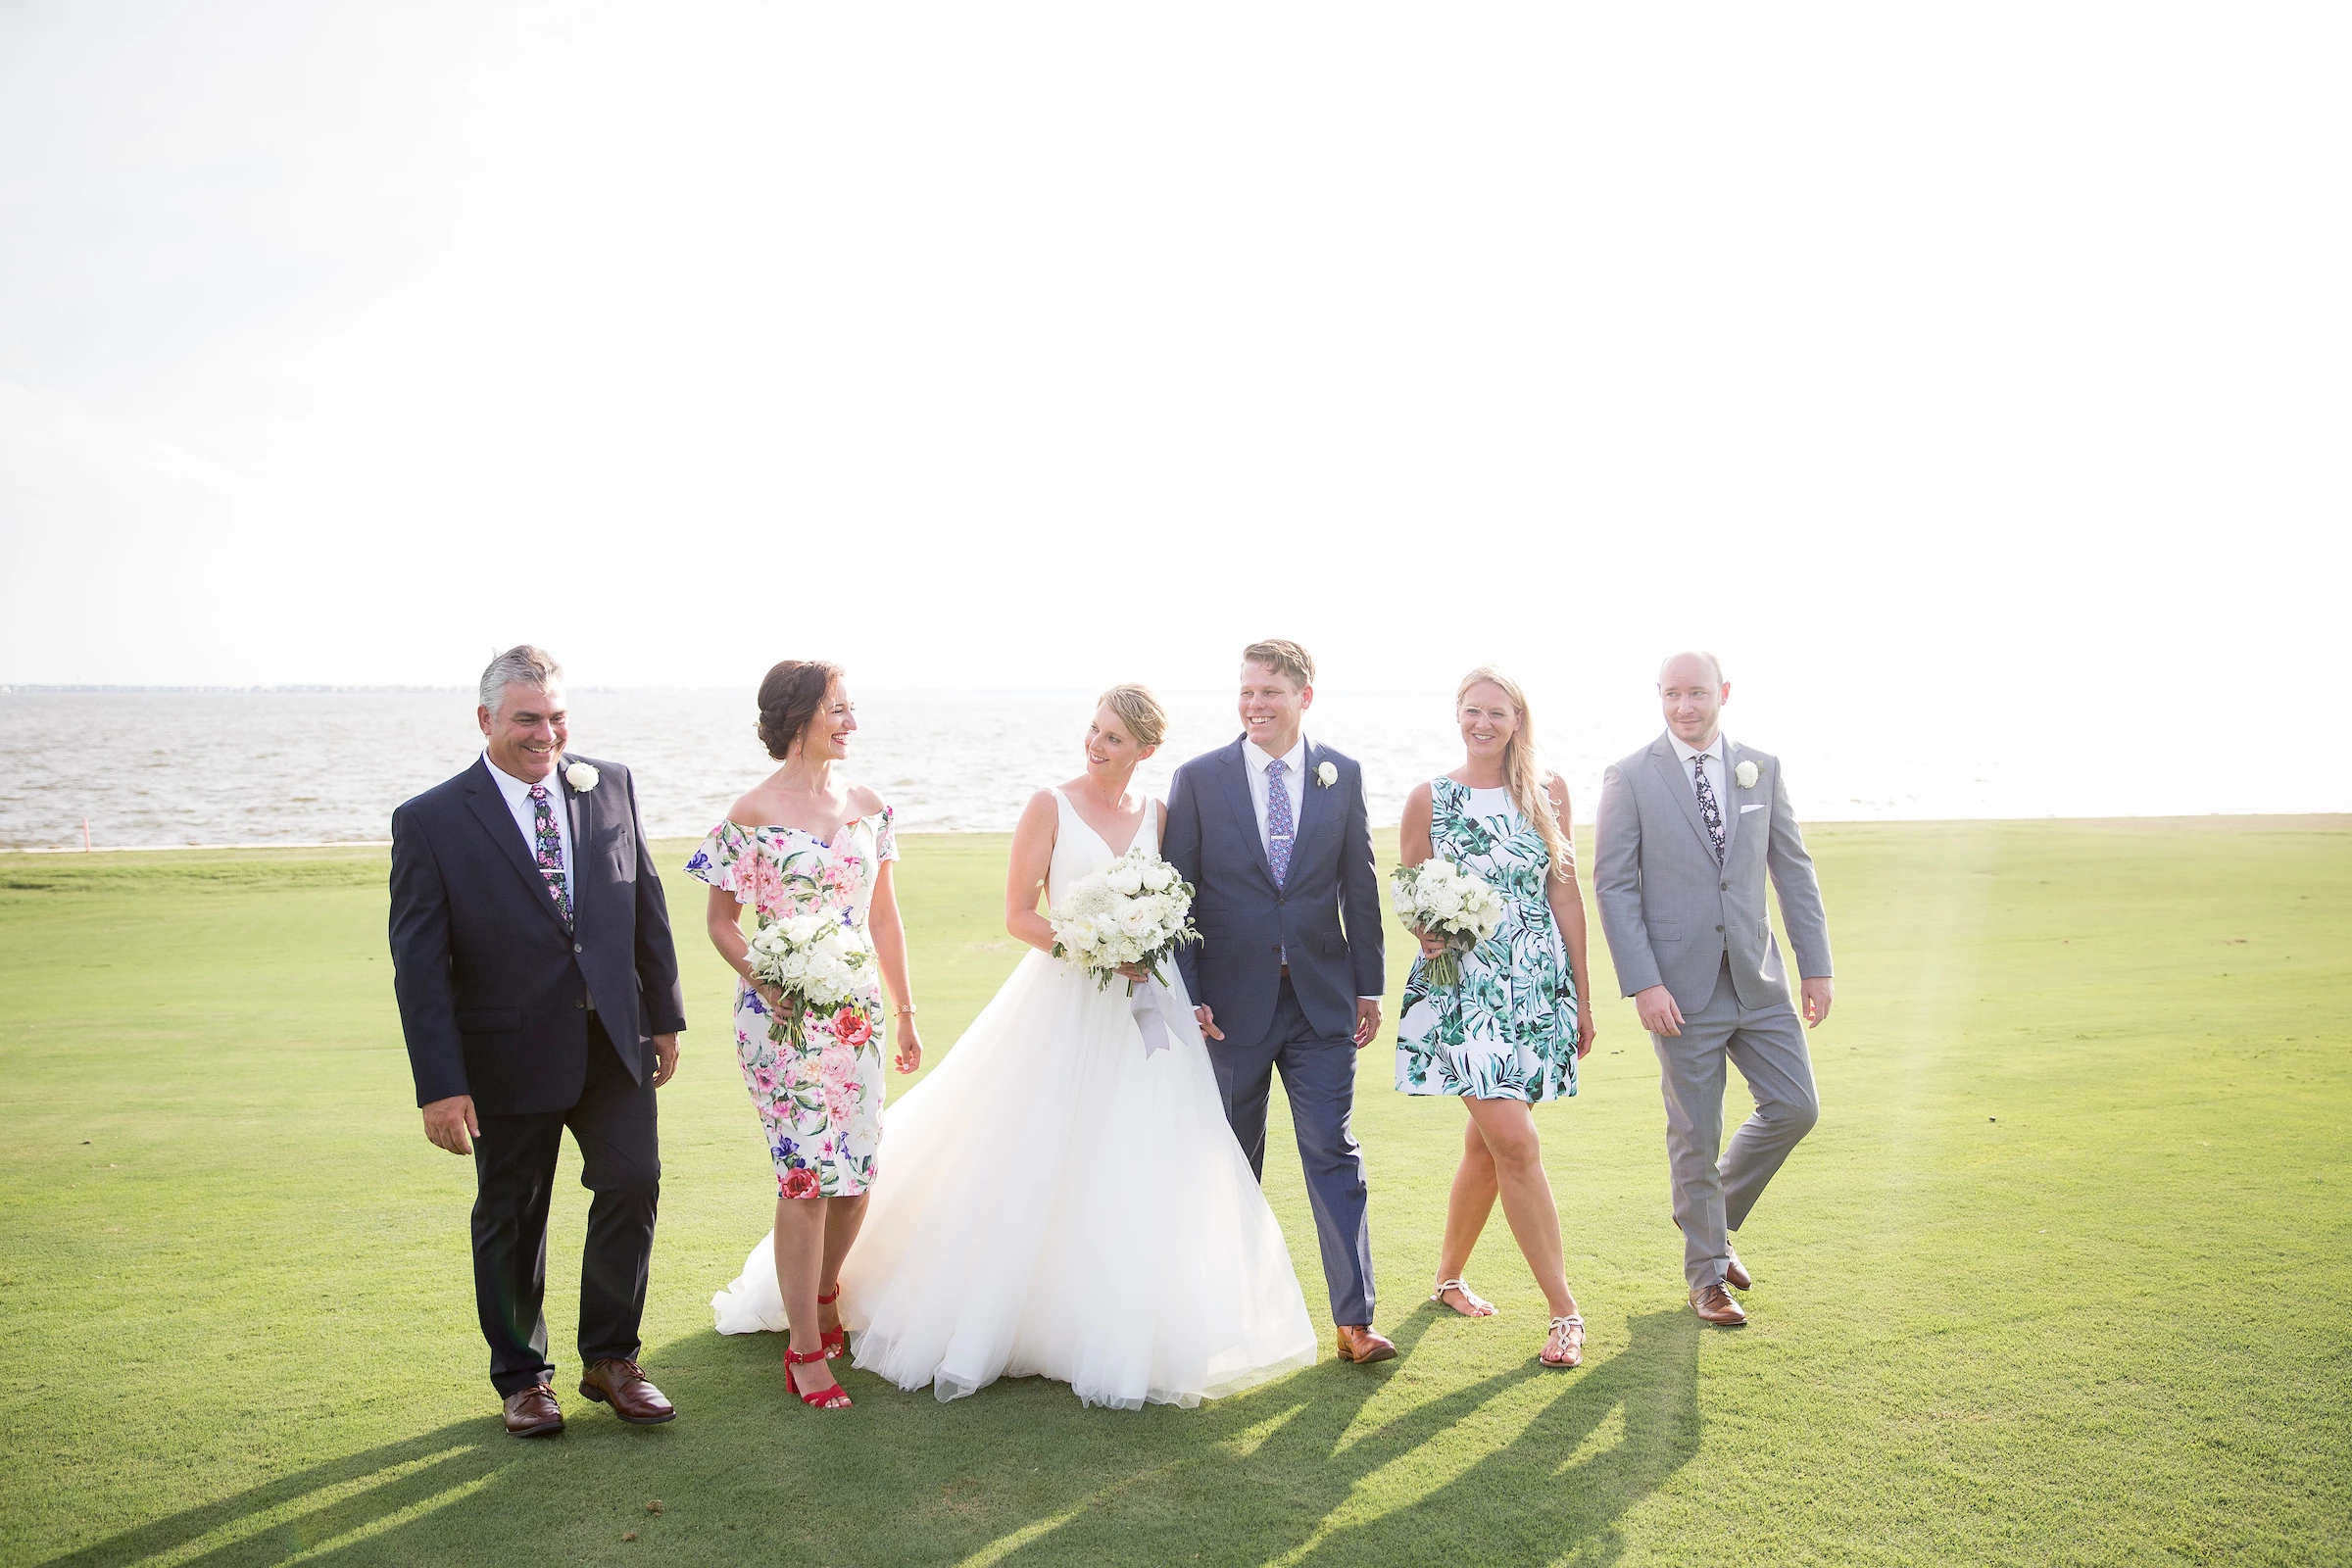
[817,1285,847,1360]
[784,1346,853,1409]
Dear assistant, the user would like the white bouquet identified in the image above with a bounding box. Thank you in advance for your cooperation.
[1050,850,1202,994]
[744,910,878,1047]
[1391,857,1504,988]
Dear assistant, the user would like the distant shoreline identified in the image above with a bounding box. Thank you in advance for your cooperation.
[5,813,2345,856]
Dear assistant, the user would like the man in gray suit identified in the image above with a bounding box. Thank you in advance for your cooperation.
[1594,652,1834,1327]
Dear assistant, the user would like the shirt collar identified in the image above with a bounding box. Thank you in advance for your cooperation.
[1668,729,1728,767]
[484,751,562,800]
[1245,734,1308,775]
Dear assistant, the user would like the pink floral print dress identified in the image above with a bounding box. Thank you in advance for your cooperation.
[685,808,899,1198]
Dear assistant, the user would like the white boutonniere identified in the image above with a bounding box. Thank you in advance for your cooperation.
[565,761,601,793]
[1735,760,1759,789]
[1316,760,1339,788]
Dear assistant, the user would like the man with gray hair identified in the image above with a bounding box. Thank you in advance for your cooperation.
[389,646,688,1435]
[1594,652,1834,1328]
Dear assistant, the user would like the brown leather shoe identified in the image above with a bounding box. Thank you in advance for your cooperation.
[1334,1324,1398,1364]
[503,1383,564,1438]
[1690,1283,1747,1327]
[1724,1249,1752,1292]
[578,1359,676,1425]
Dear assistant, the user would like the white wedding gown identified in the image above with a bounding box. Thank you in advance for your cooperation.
[710,788,1317,1408]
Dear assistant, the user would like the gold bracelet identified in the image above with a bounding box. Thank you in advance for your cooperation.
[893,1004,918,1017]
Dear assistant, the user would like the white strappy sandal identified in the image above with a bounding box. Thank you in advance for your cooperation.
[1541,1313,1586,1369]
[1430,1278,1497,1317]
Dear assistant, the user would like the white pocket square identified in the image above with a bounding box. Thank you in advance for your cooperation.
[1739,803,1767,813]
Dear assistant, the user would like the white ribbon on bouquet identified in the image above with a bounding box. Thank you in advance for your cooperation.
[1127,970,1204,1059]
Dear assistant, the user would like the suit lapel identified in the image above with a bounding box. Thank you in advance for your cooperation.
[465,758,574,934]
[563,754,595,910]
[1648,733,1719,860]
[1220,739,1277,890]
[1718,738,1741,859]
[1292,739,1331,869]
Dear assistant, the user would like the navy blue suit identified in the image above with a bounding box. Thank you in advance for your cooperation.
[1165,736,1385,1323]
[388,753,687,1395]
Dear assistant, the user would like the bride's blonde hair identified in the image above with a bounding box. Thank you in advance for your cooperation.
[1456,665,1574,883]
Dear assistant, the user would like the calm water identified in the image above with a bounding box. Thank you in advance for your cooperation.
[0,687,2335,851]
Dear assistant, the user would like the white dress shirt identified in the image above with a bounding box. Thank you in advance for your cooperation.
[1242,734,1307,861]
[484,753,574,907]
[1668,728,1732,828]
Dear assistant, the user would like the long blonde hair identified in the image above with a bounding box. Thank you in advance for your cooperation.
[1456,665,1574,883]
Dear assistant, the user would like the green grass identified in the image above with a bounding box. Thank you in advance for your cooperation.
[1,818,2347,1567]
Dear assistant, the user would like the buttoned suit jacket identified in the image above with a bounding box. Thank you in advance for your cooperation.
[1593,732,1833,1015]
[1163,736,1386,1050]
[388,753,687,1117]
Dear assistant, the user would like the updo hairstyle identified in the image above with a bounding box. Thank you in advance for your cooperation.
[757,660,845,760]
[1095,683,1168,749]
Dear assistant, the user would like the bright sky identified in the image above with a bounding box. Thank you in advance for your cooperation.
[2,3,2346,802]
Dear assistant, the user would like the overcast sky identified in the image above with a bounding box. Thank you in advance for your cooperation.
[2,2,2346,797]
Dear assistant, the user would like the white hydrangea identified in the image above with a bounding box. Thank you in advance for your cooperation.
[1050,848,1202,991]
[1389,857,1505,989]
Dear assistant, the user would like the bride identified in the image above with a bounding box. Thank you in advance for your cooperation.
[712,684,1316,1408]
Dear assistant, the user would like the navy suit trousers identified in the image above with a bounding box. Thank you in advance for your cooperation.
[1207,976,1375,1325]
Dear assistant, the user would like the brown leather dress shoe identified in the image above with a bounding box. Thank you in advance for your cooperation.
[503,1384,564,1438]
[579,1359,677,1424]
[1334,1324,1398,1364]
[1724,1250,1752,1292]
[1690,1283,1747,1327]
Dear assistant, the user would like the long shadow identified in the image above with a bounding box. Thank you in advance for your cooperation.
[988,1307,1700,1567]
[42,1308,1697,1568]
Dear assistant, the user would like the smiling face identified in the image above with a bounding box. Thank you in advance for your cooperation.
[1658,654,1729,748]
[794,680,858,761]
[1238,661,1312,757]
[1457,680,1521,766]
[1083,703,1155,785]
[478,682,567,781]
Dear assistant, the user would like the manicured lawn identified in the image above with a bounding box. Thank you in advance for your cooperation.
[1,818,2346,1566]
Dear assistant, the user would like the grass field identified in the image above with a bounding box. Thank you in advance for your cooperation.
[2,817,2347,1567]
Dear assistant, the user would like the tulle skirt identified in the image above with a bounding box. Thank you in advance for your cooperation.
[710,951,1317,1409]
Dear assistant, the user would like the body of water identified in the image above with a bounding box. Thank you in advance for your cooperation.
[0,687,2339,852]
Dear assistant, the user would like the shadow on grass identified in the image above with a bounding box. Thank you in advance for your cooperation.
[44,1309,1697,1568]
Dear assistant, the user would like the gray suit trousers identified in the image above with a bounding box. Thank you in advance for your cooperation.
[1654,958,1819,1291]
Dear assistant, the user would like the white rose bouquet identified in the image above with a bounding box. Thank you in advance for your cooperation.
[1050,850,1202,994]
[1390,857,1505,988]
[743,909,879,1048]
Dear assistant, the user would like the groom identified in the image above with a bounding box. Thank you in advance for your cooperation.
[1594,651,1834,1329]
[1165,640,1394,1364]
[388,646,688,1436]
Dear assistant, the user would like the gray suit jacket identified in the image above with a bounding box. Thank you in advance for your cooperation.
[1593,732,1833,1014]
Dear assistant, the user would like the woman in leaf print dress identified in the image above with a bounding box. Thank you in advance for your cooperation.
[687,660,924,1411]
[1396,666,1596,1368]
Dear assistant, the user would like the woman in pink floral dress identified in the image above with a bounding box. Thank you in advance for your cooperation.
[688,659,923,1410]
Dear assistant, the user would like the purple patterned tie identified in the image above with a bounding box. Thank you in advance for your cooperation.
[1692,755,1726,865]
[528,782,573,922]
[1265,758,1295,888]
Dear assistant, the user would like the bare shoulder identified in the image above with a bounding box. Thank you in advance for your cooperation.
[724,787,772,827]
[1018,787,1060,822]
[1402,779,1435,813]
[846,781,888,815]
[1545,771,1570,805]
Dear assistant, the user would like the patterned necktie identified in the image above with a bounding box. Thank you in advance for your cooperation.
[1692,755,1726,865]
[528,782,573,923]
[1264,758,1295,888]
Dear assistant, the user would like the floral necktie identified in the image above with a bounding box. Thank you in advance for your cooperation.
[1265,758,1294,888]
[1692,755,1726,865]
[528,782,573,922]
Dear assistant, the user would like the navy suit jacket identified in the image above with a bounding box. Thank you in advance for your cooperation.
[1164,736,1385,1050]
[388,754,687,1117]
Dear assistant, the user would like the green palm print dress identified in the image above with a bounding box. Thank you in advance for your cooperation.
[1394,779,1579,1102]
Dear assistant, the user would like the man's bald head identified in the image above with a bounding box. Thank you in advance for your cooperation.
[1658,650,1725,688]
[1657,650,1729,747]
